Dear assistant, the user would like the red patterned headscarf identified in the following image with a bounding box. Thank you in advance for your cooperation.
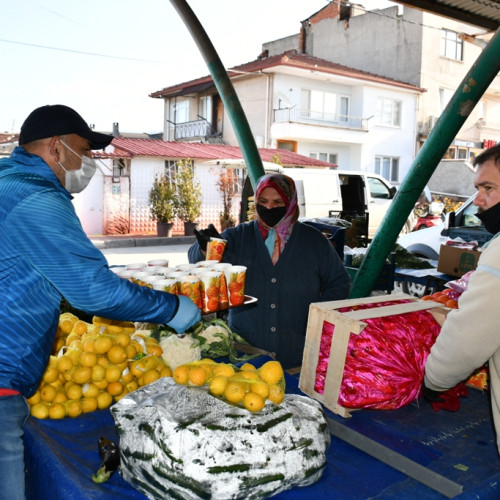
[255,173,299,263]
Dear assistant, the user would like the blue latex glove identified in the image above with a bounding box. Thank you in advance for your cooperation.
[166,295,201,333]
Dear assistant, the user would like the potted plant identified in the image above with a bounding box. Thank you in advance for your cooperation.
[176,159,202,236]
[215,168,237,230]
[148,174,178,237]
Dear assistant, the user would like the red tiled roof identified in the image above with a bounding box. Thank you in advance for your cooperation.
[96,137,337,168]
[150,50,425,98]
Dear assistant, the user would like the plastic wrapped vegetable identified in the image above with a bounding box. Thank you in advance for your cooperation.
[159,333,201,370]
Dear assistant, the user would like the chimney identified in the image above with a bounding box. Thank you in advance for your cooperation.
[112,122,120,137]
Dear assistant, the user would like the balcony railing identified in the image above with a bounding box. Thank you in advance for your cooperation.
[173,119,214,140]
[273,108,369,130]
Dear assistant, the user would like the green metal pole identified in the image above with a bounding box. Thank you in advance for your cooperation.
[169,0,265,188]
[350,26,500,298]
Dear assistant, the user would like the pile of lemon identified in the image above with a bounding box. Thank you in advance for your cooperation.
[172,359,286,412]
[28,313,172,419]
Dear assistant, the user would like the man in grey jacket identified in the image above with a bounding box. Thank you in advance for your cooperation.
[424,143,500,455]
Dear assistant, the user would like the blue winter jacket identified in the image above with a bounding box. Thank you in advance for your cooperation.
[189,220,351,368]
[0,148,178,396]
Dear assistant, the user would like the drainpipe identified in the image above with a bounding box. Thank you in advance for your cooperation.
[169,0,265,188]
[350,25,500,298]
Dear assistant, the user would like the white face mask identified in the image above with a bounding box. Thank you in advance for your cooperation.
[58,140,97,193]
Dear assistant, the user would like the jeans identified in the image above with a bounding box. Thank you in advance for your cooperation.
[0,395,29,500]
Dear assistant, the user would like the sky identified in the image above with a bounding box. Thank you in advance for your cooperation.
[0,0,394,135]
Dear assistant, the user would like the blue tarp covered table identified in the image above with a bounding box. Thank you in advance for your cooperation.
[24,367,500,499]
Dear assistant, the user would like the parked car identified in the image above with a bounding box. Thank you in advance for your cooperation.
[396,193,493,296]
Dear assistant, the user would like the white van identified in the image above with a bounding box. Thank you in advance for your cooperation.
[240,166,406,238]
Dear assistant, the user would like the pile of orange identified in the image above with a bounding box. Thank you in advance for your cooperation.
[421,288,460,309]
[172,359,286,412]
[29,313,172,420]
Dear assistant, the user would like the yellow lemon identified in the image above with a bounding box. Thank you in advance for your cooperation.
[65,332,80,346]
[160,366,173,378]
[82,337,96,353]
[56,354,74,373]
[81,397,98,414]
[188,366,207,386]
[146,343,163,356]
[249,380,270,399]
[125,344,137,359]
[209,375,229,396]
[43,365,60,384]
[107,345,127,365]
[243,392,266,412]
[49,402,67,419]
[224,381,246,404]
[115,332,131,347]
[259,361,284,385]
[59,318,75,335]
[240,362,257,371]
[72,320,88,336]
[97,356,110,369]
[239,370,261,382]
[94,379,109,390]
[79,351,97,368]
[142,369,160,386]
[105,365,122,383]
[65,383,83,400]
[66,400,82,418]
[94,335,113,354]
[27,391,41,405]
[30,402,50,419]
[40,384,57,403]
[82,383,100,398]
[97,391,113,410]
[72,366,92,385]
[121,369,133,384]
[91,364,106,382]
[125,380,139,393]
[53,391,68,404]
[267,384,285,405]
[213,363,236,378]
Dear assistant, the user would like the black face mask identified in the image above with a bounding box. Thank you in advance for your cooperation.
[256,205,287,227]
[476,201,500,235]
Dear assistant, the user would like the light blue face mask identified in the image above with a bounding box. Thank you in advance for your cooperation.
[58,140,97,193]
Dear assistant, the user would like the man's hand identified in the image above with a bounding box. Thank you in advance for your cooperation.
[194,224,222,252]
[166,296,201,333]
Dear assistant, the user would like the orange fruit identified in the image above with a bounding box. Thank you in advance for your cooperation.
[188,366,207,386]
[224,381,246,403]
[445,299,458,309]
[107,345,127,365]
[259,361,284,385]
[72,320,88,336]
[107,381,125,397]
[421,295,434,301]
[243,392,265,412]
[173,365,190,385]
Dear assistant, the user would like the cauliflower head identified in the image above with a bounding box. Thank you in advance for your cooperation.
[160,334,201,369]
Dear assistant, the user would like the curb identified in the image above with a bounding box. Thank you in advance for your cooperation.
[91,236,196,249]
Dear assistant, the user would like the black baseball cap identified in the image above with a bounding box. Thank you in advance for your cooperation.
[19,104,114,150]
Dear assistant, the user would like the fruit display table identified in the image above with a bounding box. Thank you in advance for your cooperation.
[24,361,500,499]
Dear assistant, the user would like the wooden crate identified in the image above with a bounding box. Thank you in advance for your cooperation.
[298,293,448,418]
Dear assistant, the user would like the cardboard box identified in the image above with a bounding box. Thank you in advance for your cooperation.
[437,244,481,278]
[298,293,447,418]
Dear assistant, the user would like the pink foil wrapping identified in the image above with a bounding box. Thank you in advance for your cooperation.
[314,299,441,410]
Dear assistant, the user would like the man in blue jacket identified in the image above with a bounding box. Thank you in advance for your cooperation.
[0,104,200,500]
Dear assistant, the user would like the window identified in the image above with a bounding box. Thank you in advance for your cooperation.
[300,89,349,122]
[173,100,189,123]
[368,177,392,199]
[375,156,399,183]
[199,96,212,121]
[310,152,338,165]
[441,29,463,61]
[375,98,401,127]
[164,160,178,184]
[277,140,297,152]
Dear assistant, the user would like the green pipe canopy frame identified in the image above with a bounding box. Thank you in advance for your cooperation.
[169,0,265,189]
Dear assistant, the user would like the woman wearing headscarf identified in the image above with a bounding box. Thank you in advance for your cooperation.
[188,173,351,369]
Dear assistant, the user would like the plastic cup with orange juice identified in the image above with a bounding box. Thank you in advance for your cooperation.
[206,237,227,262]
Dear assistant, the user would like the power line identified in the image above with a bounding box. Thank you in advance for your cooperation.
[0,37,165,64]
